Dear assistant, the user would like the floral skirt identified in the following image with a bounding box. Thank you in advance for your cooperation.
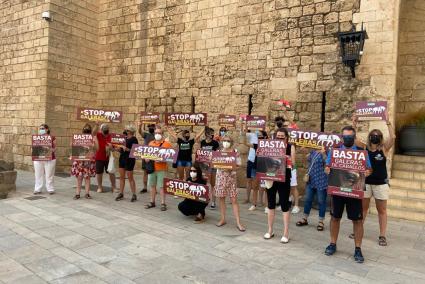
[214,169,238,198]
[71,160,96,178]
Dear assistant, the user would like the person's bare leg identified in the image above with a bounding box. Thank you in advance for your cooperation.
[283,211,290,238]
[376,199,387,237]
[127,171,136,194]
[177,166,184,180]
[291,186,300,207]
[245,178,252,203]
[184,166,190,180]
[267,208,275,234]
[84,177,90,195]
[109,173,116,191]
[160,187,166,205]
[211,171,217,204]
[252,179,258,206]
[76,176,83,195]
[119,168,126,194]
[330,217,341,244]
[150,186,157,204]
[362,198,371,224]
[231,196,245,230]
[353,220,364,247]
[217,197,226,225]
[143,170,148,190]
[96,174,103,192]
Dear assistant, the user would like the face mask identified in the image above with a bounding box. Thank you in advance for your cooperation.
[39,129,46,135]
[343,135,355,148]
[155,134,162,141]
[123,131,128,136]
[370,135,381,145]
[83,128,91,134]
[222,141,231,149]
[220,131,226,136]
[148,128,155,134]
[190,172,197,179]
[184,135,190,140]
[276,121,283,128]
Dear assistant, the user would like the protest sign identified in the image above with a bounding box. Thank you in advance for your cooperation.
[355,101,388,121]
[327,148,368,199]
[195,149,213,163]
[163,178,209,203]
[129,144,178,163]
[77,108,123,123]
[287,129,342,149]
[140,112,160,124]
[32,135,53,161]
[165,113,207,126]
[110,133,126,148]
[218,114,237,129]
[246,115,266,130]
[71,134,94,161]
[255,139,287,182]
[211,151,237,170]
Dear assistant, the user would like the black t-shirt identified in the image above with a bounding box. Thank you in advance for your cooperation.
[187,177,207,185]
[177,138,195,161]
[200,139,220,151]
[120,136,139,159]
[365,149,387,185]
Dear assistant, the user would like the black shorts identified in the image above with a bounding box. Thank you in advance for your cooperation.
[95,160,109,174]
[246,161,256,179]
[119,156,136,171]
[331,195,363,221]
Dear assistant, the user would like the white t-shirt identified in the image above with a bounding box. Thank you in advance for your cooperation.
[246,132,258,162]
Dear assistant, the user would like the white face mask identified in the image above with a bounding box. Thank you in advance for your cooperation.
[154,134,162,141]
[190,172,197,179]
[222,141,231,149]
[39,129,46,135]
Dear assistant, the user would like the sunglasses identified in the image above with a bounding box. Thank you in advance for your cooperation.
[190,169,197,172]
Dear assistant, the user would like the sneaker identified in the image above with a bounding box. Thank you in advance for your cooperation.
[264,207,269,214]
[280,236,289,243]
[325,243,337,256]
[139,189,147,194]
[210,202,216,210]
[131,194,137,202]
[115,193,124,201]
[354,248,364,263]
[248,205,256,211]
[291,206,300,214]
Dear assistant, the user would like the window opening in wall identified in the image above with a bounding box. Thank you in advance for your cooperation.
[320,92,326,132]
[248,94,253,115]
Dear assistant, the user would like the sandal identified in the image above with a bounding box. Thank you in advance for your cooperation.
[144,202,156,209]
[378,236,387,246]
[194,215,205,223]
[296,218,308,227]
[237,225,246,232]
[317,221,324,231]
[73,194,80,200]
[160,203,167,211]
[85,194,92,199]
[264,232,274,239]
[215,221,227,227]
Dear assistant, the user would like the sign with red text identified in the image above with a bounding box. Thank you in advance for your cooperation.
[256,139,286,182]
[327,149,368,199]
[110,133,126,148]
[77,108,122,123]
[218,114,237,129]
[195,149,213,163]
[165,113,207,126]
[355,101,388,121]
[140,112,160,124]
[246,115,266,130]
[211,151,237,170]
[71,134,94,161]
[288,129,342,149]
[32,135,53,161]
[164,178,209,203]
[129,144,178,163]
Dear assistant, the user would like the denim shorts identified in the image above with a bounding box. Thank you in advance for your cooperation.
[246,161,256,178]
[176,160,192,167]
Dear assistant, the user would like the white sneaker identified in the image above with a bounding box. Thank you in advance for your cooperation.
[264,207,269,214]
[280,236,289,243]
[263,232,274,239]
[291,206,300,214]
[248,205,256,211]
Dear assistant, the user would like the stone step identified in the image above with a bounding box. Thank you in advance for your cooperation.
[390,178,424,190]
[389,187,425,200]
[392,170,425,181]
[370,205,425,222]
[393,154,425,164]
[386,196,425,211]
[392,162,425,172]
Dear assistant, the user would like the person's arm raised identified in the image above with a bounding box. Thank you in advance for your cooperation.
[195,127,205,143]
[383,121,395,153]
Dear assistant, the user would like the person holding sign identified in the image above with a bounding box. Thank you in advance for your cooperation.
[214,136,245,232]
[263,128,295,243]
[71,124,95,199]
[145,127,173,211]
[178,163,209,223]
[138,123,156,193]
[33,124,56,195]
[324,126,372,263]
[115,126,139,202]
[353,118,395,246]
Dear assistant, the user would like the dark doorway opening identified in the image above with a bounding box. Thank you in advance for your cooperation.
[248,94,253,115]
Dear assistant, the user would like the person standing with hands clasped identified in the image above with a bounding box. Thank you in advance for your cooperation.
[214,135,245,232]
[33,124,56,195]
[115,125,139,202]
[353,117,395,246]
[263,128,295,243]
[324,126,372,263]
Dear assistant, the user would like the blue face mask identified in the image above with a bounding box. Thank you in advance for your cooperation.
[39,129,46,135]
[220,131,226,136]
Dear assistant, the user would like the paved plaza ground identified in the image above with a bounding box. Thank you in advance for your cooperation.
[0,171,424,283]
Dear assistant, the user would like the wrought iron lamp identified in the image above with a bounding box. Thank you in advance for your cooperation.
[337,23,368,78]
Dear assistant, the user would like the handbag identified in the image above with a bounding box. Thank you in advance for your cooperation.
[107,153,116,174]
[303,152,321,183]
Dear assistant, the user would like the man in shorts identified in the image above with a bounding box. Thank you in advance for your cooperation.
[324,126,372,263]
[93,123,116,193]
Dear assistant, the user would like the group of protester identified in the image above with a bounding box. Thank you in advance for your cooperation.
[32,112,395,263]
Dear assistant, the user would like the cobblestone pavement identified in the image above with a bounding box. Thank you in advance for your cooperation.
[0,171,424,284]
